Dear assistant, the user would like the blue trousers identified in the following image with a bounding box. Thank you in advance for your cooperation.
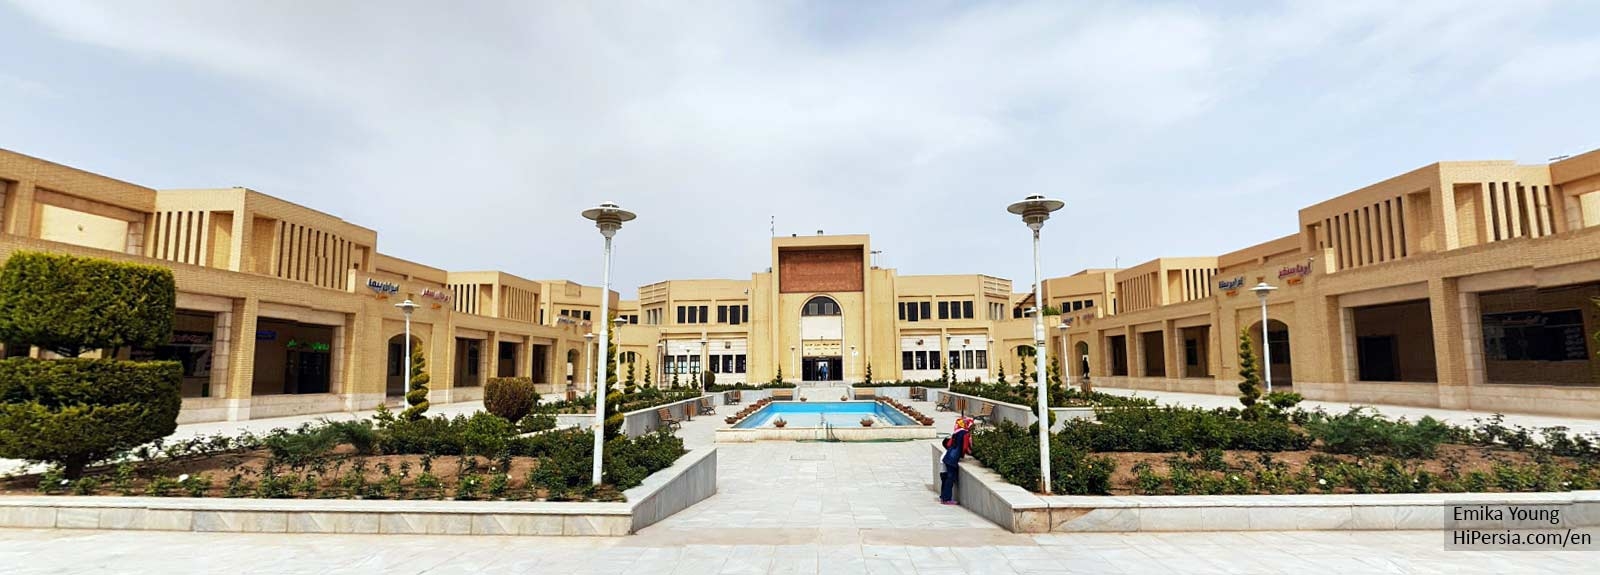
[939,462,959,502]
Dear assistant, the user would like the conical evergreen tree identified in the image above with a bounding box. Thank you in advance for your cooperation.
[1238,328,1262,409]
[401,341,431,421]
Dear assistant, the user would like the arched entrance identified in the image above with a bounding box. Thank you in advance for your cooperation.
[565,349,580,387]
[386,334,422,397]
[799,295,843,382]
[1245,319,1293,387]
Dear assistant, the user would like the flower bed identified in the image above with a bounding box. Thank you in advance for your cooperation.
[2,408,685,502]
[852,380,948,388]
[705,382,796,392]
[874,397,934,426]
[972,404,1600,497]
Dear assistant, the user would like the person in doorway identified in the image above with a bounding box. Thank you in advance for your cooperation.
[939,417,975,505]
[818,361,830,382]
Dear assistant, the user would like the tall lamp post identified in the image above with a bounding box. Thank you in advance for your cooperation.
[1056,322,1070,387]
[395,299,419,399]
[583,333,595,392]
[613,317,627,388]
[1250,282,1279,394]
[699,337,709,391]
[1007,194,1064,495]
[656,341,665,388]
[789,345,796,383]
[581,201,636,486]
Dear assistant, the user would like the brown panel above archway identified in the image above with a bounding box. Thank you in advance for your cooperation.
[779,248,863,293]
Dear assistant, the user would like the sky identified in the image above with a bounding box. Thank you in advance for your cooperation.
[3,1,1599,293]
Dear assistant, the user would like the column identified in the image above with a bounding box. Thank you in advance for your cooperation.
[1429,277,1470,409]
[223,297,260,421]
[5,180,36,236]
[1162,320,1180,381]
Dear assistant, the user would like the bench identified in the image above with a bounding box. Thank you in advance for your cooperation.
[910,387,927,401]
[656,408,682,431]
[852,388,876,400]
[697,397,717,416]
[972,402,995,426]
[935,394,955,412]
[726,390,742,405]
[771,389,794,401]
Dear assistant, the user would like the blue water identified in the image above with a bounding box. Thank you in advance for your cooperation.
[733,401,918,429]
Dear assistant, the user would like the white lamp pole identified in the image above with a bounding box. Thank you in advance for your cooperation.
[1057,322,1070,387]
[581,201,636,486]
[583,333,595,392]
[790,345,796,383]
[699,337,709,391]
[656,341,665,388]
[395,299,419,400]
[1008,194,1065,495]
[1250,282,1279,394]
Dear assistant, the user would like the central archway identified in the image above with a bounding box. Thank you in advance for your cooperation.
[386,334,423,398]
[799,295,843,382]
[1245,319,1293,386]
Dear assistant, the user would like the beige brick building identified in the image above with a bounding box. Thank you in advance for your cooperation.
[7,145,1600,422]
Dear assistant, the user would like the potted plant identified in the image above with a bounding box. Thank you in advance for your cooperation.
[725,416,737,424]
[800,396,809,402]
[860,417,874,427]
[774,417,788,428]
[840,395,848,401]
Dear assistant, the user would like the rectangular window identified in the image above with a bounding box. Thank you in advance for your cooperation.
[677,306,686,324]
[963,349,975,369]
[929,350,940,369]
[582,310,591,321]
[949,351,960,369]
[920,301,931,320]
[741,305,749,324]
[938,301,949,320]
[902,351,914,370]
[710,355,722,374]
[699,305,708,324]
[914,351,927,370]
[724,355,735,373]
[908,303,919,322]
[898,302,906,321]
[963,300,973,319]
[975,350,988,369]
[718,305,728,323]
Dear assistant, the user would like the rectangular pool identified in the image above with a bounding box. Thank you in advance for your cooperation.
[733,401,918,429]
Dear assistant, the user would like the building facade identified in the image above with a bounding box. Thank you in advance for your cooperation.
[8,145,1600,422]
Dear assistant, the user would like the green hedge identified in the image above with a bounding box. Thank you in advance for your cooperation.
[1060,405,1312,453]
[970,421,1114,495]
[0,252,176,357]
[0,358,181,477]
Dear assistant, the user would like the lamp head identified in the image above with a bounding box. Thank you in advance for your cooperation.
[584,333,595,341]
[1250,282,1278,301]
[394,299,419,316]
[1006,195,1065,231]
[580,201,637,238]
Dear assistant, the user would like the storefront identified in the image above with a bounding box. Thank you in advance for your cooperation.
[252,318,337,395]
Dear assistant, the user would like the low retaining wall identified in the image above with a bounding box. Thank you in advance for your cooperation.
[0,447,718,537]
[1048,407,1096,431]
[930,444,1600,533]
[622,396,704,437]
[705,389,774,406]
[936,391,1033,427]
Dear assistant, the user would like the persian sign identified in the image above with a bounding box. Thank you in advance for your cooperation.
[1218,276,1245,296]
[802,340,843,357]
[421,288,453,303]
[779,248,864,293]
[1278,263,1313,285]
[366,278,400,296]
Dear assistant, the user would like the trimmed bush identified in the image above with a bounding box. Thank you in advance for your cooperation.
[971,421,1114,495]
[484,377,537,422]
[1061,405,1312,453]
[0,251,176,357]
[1306,407,1456,459]
[0,358,181,477]
[400,342,430,421]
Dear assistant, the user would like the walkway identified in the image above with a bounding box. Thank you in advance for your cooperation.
[1093,386,1600,436]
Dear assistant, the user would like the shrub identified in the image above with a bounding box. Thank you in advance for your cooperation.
[1237,329,1261,411]
[484,377,538,423]
[518,412,558,434]
[400,342,431,421]
[0,251,176,357]
[1059,405,1311,453]
[1306,407,1455,459]
[971,421,1115,495]
[0,358,181,478]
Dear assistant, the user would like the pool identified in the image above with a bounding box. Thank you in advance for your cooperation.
[733,401,918,429]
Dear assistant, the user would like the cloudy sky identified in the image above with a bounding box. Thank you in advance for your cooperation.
[3,1,1599,293]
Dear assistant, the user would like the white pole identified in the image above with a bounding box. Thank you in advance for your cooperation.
[1031,229,1052,494]
[403,311,412,400]
[591,234,614,486]
[1260,296,1272,395]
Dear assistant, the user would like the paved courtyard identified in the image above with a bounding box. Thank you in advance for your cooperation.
[3,386,1599,572]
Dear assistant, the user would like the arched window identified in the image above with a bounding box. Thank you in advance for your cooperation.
[802,296,840,316]
[1016,345,1036,357]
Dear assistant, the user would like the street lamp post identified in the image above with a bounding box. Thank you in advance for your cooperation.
[1250,282,1279,394]
[789,345,797,384]
[613,317,627,388]
[583,333,595,392]
[1056,322,1070,387]
[699,337,709,391]
[1007,194,1065,495]
[656,341,665,388]
[581,201,636,486]
[395,299,419,400]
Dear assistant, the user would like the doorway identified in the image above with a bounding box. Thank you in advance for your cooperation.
[802,356,842,382]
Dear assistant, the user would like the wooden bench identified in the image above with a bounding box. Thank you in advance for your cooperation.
[852,388,876,400]
[935,394,955,412]
[972,402,995,426]
[697,397,717,416]
[771,389,794,401]
[656,408,682,431]
[726,390,742,405]
[909,387,927,401]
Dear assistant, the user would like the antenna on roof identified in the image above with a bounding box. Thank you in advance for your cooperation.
[770,215,774,237]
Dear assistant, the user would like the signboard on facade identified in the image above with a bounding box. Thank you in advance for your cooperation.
[1278,263,1312,285]
[366,278,400,297]
[421,288,452,304]
[778,248,864,293]
[1218,276,1244,296]
[802,340,843,357]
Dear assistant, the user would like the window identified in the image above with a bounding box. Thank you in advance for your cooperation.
[902,351,914,370]
[898,302,906,321]
[718,305,728,323]
[929,350,940,369]
[975,350,988,369]
[582,310,591,321]
[711,355,722,374]
[1013,307,1022,319]
[736,354,746,373]
[741,305,749,324]
[963,300,973,319]
[1185,339,1199,366]
[723,355,734,373]
[919,301,931,320]
[1086,300,1094,308]
[388,341,404,376]
[949,350,960,369]
[677,306,686,324]
[963,349,975,369]
[699,305,708,324]
[914,351,927,370]
[802,296,840,316]
[560,310,570,317]
[627,315,638,324]
[938,301,950,320]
